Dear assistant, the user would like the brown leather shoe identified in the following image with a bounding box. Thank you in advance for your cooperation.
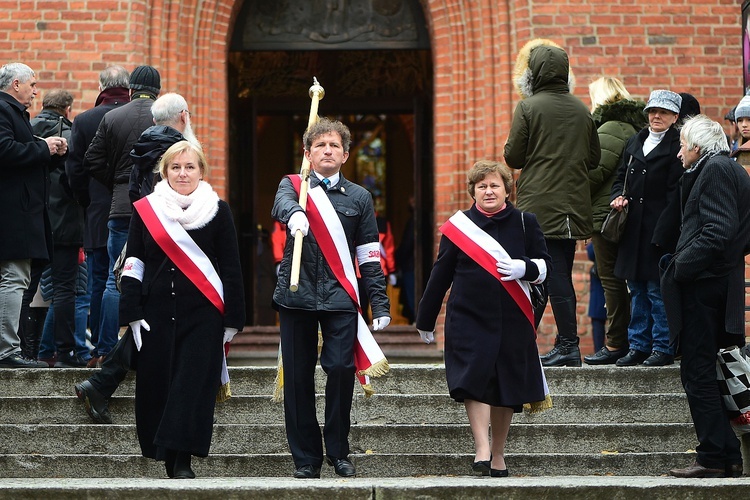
[669,461,724,478]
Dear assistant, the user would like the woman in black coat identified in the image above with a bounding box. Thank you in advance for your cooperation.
[609,90,684,367]
[416,160,551,478]
[119,141,245,479]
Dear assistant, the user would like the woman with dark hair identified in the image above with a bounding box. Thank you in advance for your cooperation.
[416,160,551,477]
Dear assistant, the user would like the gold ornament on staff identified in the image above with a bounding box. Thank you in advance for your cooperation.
[290,77,325,292]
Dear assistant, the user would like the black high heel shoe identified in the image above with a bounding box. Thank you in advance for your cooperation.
[490,468,509,477]
[471,454,491,476]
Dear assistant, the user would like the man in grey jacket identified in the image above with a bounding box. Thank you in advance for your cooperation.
[664,115,750,478]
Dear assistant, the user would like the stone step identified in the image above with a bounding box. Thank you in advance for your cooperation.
[3,476,747,500]
[1,423,697,455]
[0,364,685,397]
[0,451,700,478]
[0,393,691,425]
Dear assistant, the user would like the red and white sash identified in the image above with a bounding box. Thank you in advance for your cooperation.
[133,195,225,314]
[288,175,389,391]
[133,195,231,398]
[440,210,536,330]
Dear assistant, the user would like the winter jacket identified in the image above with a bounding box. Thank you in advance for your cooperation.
[589,99,647,230]
[504,40,601,240]
[611,126,682,281]
[84,92,157,219]
[0,91,53,261]
[65,87,129,250]
[128,125,184,203]
[272,174,389,318]
[30,109,83,246]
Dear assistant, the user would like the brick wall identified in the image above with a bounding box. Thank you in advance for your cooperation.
[1,0,746,348]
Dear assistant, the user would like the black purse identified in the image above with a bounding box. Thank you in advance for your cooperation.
[600,157,632,243]
[520,212,548,328]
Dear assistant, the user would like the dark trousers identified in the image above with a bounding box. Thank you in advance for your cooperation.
[51,245,79,354]
[680,277,742,469]
[545,238,578,346]
[89,332,131,398]
[18,260,45,359]
[279,307,357,468]
[591,233,630,349]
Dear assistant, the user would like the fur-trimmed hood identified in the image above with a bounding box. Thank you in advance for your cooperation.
[513,39,575,99]
[592,99,648,131]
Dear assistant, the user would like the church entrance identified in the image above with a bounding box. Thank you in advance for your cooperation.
[227,1,434,331]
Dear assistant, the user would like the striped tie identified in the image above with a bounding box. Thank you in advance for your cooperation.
[321,178,330,189]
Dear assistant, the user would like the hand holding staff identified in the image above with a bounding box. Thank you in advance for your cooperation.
[290,77,325,292]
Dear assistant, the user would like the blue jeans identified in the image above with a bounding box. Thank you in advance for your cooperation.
[38,291,92,360]
[97,218,129,356]
[626,279,672,355]
[86,247,108,353]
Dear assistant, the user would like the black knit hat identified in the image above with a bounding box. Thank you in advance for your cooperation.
[678,92,700,123]
[129,65,160,94]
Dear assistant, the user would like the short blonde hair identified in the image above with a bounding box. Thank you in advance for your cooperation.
[589,77,631,112]
[158,141,209,180]
[467,160,514,199]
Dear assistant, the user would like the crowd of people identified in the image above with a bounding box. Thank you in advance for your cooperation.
[1,35,749,481]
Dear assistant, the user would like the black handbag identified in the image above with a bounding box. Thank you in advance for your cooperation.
[520,212,548,328]
[600,157,632,243]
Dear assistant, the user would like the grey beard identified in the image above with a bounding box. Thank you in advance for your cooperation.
[182,121,199,147]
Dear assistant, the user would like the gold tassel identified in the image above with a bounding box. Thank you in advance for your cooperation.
[361,383,375,398]
[271,342,284,403]
[216,381,232,403]
[523,394,553,414]
[358,358,390,378]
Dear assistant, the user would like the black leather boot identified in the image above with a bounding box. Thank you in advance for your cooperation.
[541,343,581,367]
[172,451,195,479]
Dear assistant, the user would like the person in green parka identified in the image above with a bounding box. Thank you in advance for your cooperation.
[504,39,601,367]
[583,77,646,366]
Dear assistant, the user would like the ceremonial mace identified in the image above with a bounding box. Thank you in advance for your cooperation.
[289,77,325,292]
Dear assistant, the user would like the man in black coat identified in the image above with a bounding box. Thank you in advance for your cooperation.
[83,65,160,363]
[29,89,89,367]
[0,62,67,368]
[65,65,131,368]
[663,115,750,479]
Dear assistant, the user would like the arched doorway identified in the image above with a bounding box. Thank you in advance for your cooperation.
[227,0,434,335]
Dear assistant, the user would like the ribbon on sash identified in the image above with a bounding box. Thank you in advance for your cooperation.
[439,210,552,413]
[286,174,389,395]
[133,195,232,402]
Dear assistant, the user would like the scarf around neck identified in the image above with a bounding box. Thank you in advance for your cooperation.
[153,180,219,230]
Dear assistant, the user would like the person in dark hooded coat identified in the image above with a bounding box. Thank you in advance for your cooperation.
[503,39,600,368]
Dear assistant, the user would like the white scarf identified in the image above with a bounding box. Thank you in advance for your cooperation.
[152,180,219,230]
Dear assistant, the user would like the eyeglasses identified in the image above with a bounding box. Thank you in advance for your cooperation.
[182,109,191,117]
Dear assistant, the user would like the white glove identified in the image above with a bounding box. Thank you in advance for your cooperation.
[287,211,309,237]
[129,319,150,351]
[223,327,238,344]
[497,259,526,281]
[388,274,397,286]
[418,329,434,344]
[372,316,391,331]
